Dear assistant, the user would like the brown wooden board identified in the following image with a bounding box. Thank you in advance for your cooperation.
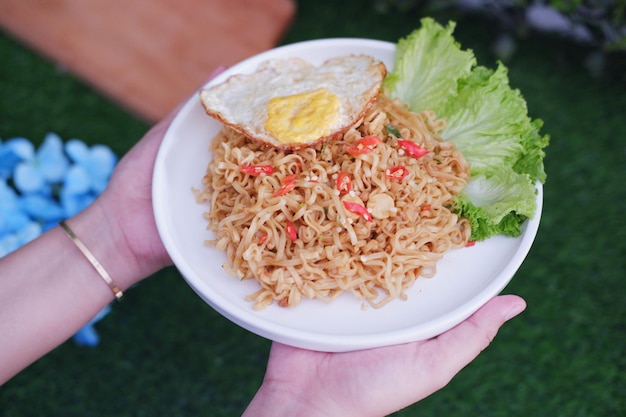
[0,0,296,122]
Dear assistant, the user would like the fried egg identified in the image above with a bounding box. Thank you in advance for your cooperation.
[199,55,386,149]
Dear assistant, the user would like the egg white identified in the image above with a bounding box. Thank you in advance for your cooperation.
[199,54,386,149]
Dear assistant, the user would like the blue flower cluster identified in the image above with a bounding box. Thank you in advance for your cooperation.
[0,133,117,255]
[1,132,118,346]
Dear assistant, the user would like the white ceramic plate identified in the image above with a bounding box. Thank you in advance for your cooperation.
[153,38,542,352]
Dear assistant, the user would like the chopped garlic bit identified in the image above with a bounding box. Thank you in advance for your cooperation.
[367,193,396,220]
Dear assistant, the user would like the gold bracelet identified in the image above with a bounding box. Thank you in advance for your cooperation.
[59,220,123,300]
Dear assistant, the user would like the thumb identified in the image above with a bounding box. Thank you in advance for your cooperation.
[424,294,527,390]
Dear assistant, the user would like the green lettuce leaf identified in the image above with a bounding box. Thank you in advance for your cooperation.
[454,169,537,240]
[439,64,527,175]
[439,63,549,183]
[384,18,549,240]
[382,18,475,114]
[514,118,549,184]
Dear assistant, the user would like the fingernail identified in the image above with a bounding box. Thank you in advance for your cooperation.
[505,302,526,321]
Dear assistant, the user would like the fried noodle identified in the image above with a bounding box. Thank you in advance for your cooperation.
[195,93,471,309]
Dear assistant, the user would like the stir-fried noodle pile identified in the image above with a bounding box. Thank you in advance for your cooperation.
[196,94,471,309]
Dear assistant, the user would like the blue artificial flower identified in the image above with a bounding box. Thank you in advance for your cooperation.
[13,133,69,195]
[61,187,97,219]
[19,194,66,230]
[0,221,41,257]
[0,180,38,256]
[0,138,26,179]
[65,139,117,194]
[61,140,117,218]
[0,180,28,232]
[1,133,119,345]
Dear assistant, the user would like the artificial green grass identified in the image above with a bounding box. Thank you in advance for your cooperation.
[1,1,625,416]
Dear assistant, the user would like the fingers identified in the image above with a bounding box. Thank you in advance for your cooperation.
[421,294,526,390]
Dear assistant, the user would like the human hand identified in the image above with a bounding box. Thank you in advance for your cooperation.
[0,69,230,384]
[243,294,526,417]
[82,67,226,286]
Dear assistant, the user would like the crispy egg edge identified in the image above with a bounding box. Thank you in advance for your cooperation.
[199,55,387,150]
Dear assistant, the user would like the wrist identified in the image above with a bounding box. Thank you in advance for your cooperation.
[67,200,143,292]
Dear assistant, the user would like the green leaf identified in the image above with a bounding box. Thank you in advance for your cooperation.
[454,169,538,241]
[384,18,549,240]
[382,17,475,114]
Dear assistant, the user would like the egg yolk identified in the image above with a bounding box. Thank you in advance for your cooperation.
[265,89,340,144]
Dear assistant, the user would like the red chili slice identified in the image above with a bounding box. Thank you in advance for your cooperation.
[286,221,298,241]
[273,181,296,197]
[397,140,428,158]
[240,164,275,176]
[335,172,352,194]
[385,166,409,181]
[342,201,373,222]
[359,136,382,146]
[281,174,298,184]
[346,135,382,156]
[258,233,269,245]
